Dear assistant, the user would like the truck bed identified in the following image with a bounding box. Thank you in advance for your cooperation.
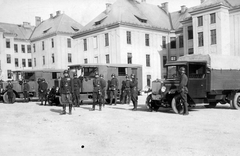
[211,69,240,90]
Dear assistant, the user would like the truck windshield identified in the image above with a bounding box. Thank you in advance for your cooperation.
[83,67,98,78]
[167,66,179,79]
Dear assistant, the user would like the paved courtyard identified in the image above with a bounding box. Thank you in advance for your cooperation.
[0,94,240,156]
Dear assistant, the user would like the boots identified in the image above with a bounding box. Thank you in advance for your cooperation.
[91,104,95,111]
[69,105,72,115]
[99,104,102,111]
[61,105,66,115]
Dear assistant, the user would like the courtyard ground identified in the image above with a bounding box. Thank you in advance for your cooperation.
[0,94,240,156]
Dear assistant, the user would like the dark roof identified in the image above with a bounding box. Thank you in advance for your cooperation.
[170,7,196,30]
[75,0,172,36]
[0,22,34,40]
[30,13,83,41]
[191,0,234,12]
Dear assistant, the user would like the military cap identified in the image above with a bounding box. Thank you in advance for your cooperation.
[179,67,186,73]
[63,70,69,74]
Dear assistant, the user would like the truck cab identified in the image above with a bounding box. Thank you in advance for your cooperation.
[146,54,240,113]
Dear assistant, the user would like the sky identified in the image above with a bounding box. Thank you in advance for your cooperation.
[0,0,201,26]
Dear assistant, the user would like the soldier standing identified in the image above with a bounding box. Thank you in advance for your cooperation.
[109,73,118,105]
[178,67,189,115]
[100,74,106,107]
[72,73,81,107]
[22,80,30,102]
[39,78,48,105]
[92,72,102,111]
[122,75,131,104]
[6,80,14,103]
[130,74,138,111]
[60,70,73,115]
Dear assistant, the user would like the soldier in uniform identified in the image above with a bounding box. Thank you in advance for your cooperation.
[178,67,189,115]
[72,73,81,107]
[130,74,138,111]
[6,80,14,103]
[22,80,30,102]
[100,74,106,107]
[122,75,131,104]
[39,78,48,105]
[92,72,102,111]
[109,73,118,105]
[60,70,73,115]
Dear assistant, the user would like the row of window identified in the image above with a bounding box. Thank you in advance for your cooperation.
[33,53,72,67]
[198,13,216,27]
[5,39,31,53]
[84,53,152,67]
[198,29,216,46]
[83,32,183,51]
[6,54,32,68]
[32,38,72,52]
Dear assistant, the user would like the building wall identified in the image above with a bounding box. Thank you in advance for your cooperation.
[230,8,240,56]
[0,33,31,81]
[31,35,75,70]
[191,6,230,55]
[74,25,173,88]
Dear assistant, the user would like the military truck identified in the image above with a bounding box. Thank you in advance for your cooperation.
[68,63,142,103]
[146,54,240,113]
[0,69,63,103]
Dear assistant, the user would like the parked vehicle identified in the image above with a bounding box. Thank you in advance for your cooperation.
[68,63,142,103]
[146,54,240,113]
[0,69,63,103]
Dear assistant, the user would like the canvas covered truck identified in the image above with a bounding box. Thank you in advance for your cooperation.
[68,63,142,103]
[146,54,240,113]
[0,69,63,103]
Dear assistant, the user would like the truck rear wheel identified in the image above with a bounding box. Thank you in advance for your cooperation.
[232,93,240,110]
[3,92,16,104]
[171,95,184,114]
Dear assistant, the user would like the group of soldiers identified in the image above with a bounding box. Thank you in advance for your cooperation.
[3,69,139,115]
[5,79,30,103]
[58,70,138,115]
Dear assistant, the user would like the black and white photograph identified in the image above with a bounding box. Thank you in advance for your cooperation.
[0,0,240,155]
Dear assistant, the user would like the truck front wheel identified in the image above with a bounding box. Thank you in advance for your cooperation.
[3,92,16,104]
[171,95,184,114]
[146,94,159,111]
[232,93,240,110]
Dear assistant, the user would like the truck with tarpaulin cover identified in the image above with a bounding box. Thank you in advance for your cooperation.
[0,69,64,103]
[146,54,240,113]
[68,63,142,103]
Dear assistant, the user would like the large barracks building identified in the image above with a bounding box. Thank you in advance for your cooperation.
[0,0,240,88]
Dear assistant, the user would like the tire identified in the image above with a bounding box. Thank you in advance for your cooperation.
[146,94,159,111]
[171,96,184,114]
[232,92,240,110]
[204,102,217,108]
[146,94,153,111]
[3,92,16,104]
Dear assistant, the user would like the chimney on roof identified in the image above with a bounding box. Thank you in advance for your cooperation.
[201,0,205,3]
[181,5,187,13]
[161,2,169,13]
[106,3,111,13]
[50,14,53,18]
[35,16,41,26]
[56,10,61,16]
[23,22,31,28]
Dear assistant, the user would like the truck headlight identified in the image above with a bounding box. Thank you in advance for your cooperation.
[161,86,166,92]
